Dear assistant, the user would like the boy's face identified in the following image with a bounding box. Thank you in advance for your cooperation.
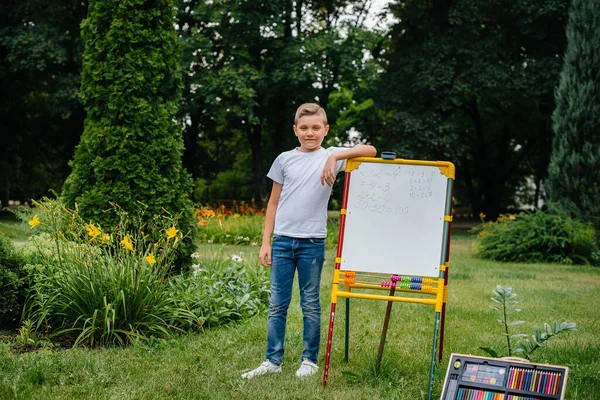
[293,114,329,152]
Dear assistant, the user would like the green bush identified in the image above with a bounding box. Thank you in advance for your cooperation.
[0,235,27,328]
[22,199,192,346]
[476,210,599,265]
[61,0,196,268]
[168,253,270,330]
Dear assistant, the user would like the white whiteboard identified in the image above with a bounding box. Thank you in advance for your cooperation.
[340,162,450,277]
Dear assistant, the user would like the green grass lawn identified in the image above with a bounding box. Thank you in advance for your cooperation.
[0,213,29,245]
[1,236,599,399]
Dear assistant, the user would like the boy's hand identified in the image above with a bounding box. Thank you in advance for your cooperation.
[259,244,272,267]
[321,156,337,186]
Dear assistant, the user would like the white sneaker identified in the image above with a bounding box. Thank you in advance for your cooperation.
[241,361,282,379]
[295,359,318,377]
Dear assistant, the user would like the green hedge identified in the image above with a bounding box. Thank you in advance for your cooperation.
[476,210,599,265]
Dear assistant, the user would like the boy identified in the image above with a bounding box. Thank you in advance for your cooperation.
[241,103,376,379]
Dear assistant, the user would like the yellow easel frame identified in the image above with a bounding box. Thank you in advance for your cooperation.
[322,157,455,400]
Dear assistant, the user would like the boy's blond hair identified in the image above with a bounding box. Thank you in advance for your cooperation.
[294,103,328,125]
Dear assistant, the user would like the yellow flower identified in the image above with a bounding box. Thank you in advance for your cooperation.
[166,226,178,239]
[28,215,41,228]
[145,253,156,265]
[233,213,240,218]
[102,233,111,244]
[85,223,101,240]
[120,235,133,251]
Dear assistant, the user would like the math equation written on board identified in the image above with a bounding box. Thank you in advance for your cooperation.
[408,169,438,200]
[351,165,440,216]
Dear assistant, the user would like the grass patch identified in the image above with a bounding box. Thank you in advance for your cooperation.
[0,235,599,399]
[0,213,29,244]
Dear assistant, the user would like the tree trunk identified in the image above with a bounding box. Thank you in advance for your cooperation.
[183,113,200,176]
[247,120,267,206]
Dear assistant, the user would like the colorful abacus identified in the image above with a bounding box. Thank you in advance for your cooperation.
[343,271,356,285]
[381,275,435,292]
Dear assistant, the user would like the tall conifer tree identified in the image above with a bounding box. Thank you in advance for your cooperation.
[547,0,600,229]
[62,0,196,258]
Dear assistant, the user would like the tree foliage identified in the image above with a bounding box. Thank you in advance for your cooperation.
[62,0,196,262]
[374,0,570,218]
[1,0,589,220]
[177,0,380,204]
[546,0,600,231]
[0,0,86,205]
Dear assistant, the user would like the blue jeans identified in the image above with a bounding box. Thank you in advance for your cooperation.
[265,235,326,366]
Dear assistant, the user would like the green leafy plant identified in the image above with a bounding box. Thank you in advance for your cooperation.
[168,252,270,330]
[480,285,577,360]
[476,210,599,265]
[17,319,37,346]
[0,235,27,328]
[513,321,578,359]
[21,198,192,347]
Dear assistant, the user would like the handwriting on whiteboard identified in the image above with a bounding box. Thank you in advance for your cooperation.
[408,169,438,200]
[351,165,440,216]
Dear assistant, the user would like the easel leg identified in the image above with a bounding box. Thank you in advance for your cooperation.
[323,302,338,388]
[439,264,449,363]
[428,313,441,400]
[438,302,447,363]
[375,286,396,374]
[344,297,350,363]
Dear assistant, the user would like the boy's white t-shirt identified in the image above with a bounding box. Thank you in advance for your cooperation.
[267,147,347,238]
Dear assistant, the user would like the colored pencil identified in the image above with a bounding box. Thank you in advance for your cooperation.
[542,373,548,394]
[547,372,553,394]
[553,373,561,395]
[518,368,524,389]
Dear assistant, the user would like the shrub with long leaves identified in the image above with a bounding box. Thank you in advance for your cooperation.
[21,198,192,346]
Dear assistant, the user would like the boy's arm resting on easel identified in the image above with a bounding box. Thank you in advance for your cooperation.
[321,145,377,186]
[259,182,282,267]
[333,144,377,161]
